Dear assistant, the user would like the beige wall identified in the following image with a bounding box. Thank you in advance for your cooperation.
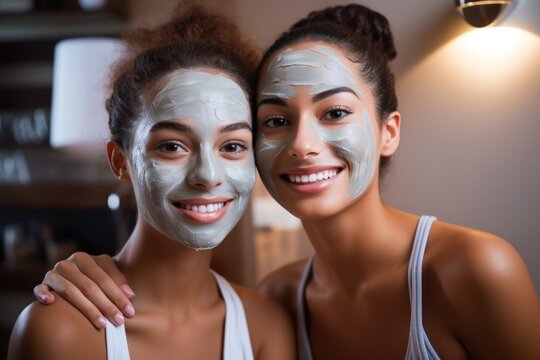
[128,0,540,289]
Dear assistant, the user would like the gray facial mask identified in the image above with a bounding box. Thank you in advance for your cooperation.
[259,45,363,100]
[256,45,377,203]
[256,110,376,202]
[130,70,255,250]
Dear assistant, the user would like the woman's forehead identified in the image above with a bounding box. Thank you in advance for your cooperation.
[257,41,364,100]
[134,69,252,139]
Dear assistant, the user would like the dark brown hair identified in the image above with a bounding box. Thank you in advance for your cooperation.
[107,3,260,149]
[255,4,397,174]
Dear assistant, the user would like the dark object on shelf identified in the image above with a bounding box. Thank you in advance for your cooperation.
[34,0,66,11]
[0,108,50,147]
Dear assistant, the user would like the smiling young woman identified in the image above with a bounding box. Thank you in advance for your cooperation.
[7,4,294,360]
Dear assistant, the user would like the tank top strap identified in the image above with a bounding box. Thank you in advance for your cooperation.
[405,215,441,360]
[105,272,253,360]
[296,255,315,360]
[211,270,254,360]
[105,320,131,360]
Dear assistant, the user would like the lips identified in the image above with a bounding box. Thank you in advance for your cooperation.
[279,166,343,193]
[172,198,232,224]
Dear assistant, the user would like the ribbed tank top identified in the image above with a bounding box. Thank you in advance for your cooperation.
[105,270,254,360]
[296,215,441,360]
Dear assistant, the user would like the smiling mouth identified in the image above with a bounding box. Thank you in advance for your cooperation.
[172,201,230,213]
[282,169,342,184]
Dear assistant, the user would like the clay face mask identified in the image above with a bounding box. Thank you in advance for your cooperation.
[259,45,363,100]
[130,69,255,250]
[256,45,377,202]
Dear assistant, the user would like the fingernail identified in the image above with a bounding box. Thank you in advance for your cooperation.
[113,312,124,326]
[97,316,107,329]
[120,284,135,298]
[38,293,49,303]
[124,304,135,317]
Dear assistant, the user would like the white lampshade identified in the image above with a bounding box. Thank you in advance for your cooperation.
[50,37,125,157]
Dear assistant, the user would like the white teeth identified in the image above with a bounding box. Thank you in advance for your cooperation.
[287,170,338,184]
[178,202,225,213]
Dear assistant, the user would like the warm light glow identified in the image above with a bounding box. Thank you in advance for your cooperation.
[442,27,540,90]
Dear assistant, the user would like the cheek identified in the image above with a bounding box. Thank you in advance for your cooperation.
[225,160,257,195]
[255,137,286,172]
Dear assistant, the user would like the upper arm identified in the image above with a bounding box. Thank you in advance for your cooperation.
[236,286,295,360]
[256,259,306,319]
[7,299,105,360]
[255,294,296,360]
[444,233,540,359]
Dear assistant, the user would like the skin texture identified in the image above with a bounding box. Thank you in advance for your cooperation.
[7,69,295,360]
[30,40,540,359]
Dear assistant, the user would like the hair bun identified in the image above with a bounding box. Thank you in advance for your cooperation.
[291,4,396,60]
[124,3,259,72]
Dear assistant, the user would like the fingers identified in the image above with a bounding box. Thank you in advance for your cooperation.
[57,253,135,322]
[70,253,136,319]
[42,268,110,329]
[94,254,135,299]
[33,284,55,304]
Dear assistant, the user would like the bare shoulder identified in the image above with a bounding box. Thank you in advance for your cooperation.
[232,283,295,360]
[426,221,536,294]
[8,296,105,360]
[425,220,540,357]
[256,258,310,318]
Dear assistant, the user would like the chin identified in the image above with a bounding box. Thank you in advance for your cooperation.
[279,196,351,221]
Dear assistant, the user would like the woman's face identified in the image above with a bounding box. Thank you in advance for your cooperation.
[128,69,256,250]
[255,42,382,219]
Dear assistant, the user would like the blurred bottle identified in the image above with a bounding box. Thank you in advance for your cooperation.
[3,224,31,267]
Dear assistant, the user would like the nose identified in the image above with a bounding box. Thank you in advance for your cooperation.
[287,118,323,160]
[187,143,223,190]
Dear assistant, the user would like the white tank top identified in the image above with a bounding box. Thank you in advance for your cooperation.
[296,215,441,360]
[105,271,254,360]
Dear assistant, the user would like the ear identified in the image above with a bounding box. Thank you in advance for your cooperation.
[107,140,130,182]
[380,111,401,157]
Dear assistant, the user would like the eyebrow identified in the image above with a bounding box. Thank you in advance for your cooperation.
[150,121,190,132]
[221,121,252,133]
[256,86,359,109]
[149,121,252,133]
[312,87,359,103]
[257,97,287,109]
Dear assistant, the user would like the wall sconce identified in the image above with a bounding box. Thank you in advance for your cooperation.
[455,0,516,27]
[50,37,124,158]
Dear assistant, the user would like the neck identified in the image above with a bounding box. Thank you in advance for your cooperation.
[115,216,217,310]
[302,185,417,290]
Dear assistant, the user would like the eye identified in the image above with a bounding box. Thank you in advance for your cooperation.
[156,141,187,153]
[263,117,290,128]
[322,107,352,121]
[220,141,247,153]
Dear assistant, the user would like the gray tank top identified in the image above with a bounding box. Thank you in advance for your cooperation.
[105,270,254,360]
[296,215,441,360]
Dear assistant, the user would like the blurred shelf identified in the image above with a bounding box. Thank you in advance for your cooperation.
[0,263,48,292]
[0,182,119,209]
[0,10,127,42]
